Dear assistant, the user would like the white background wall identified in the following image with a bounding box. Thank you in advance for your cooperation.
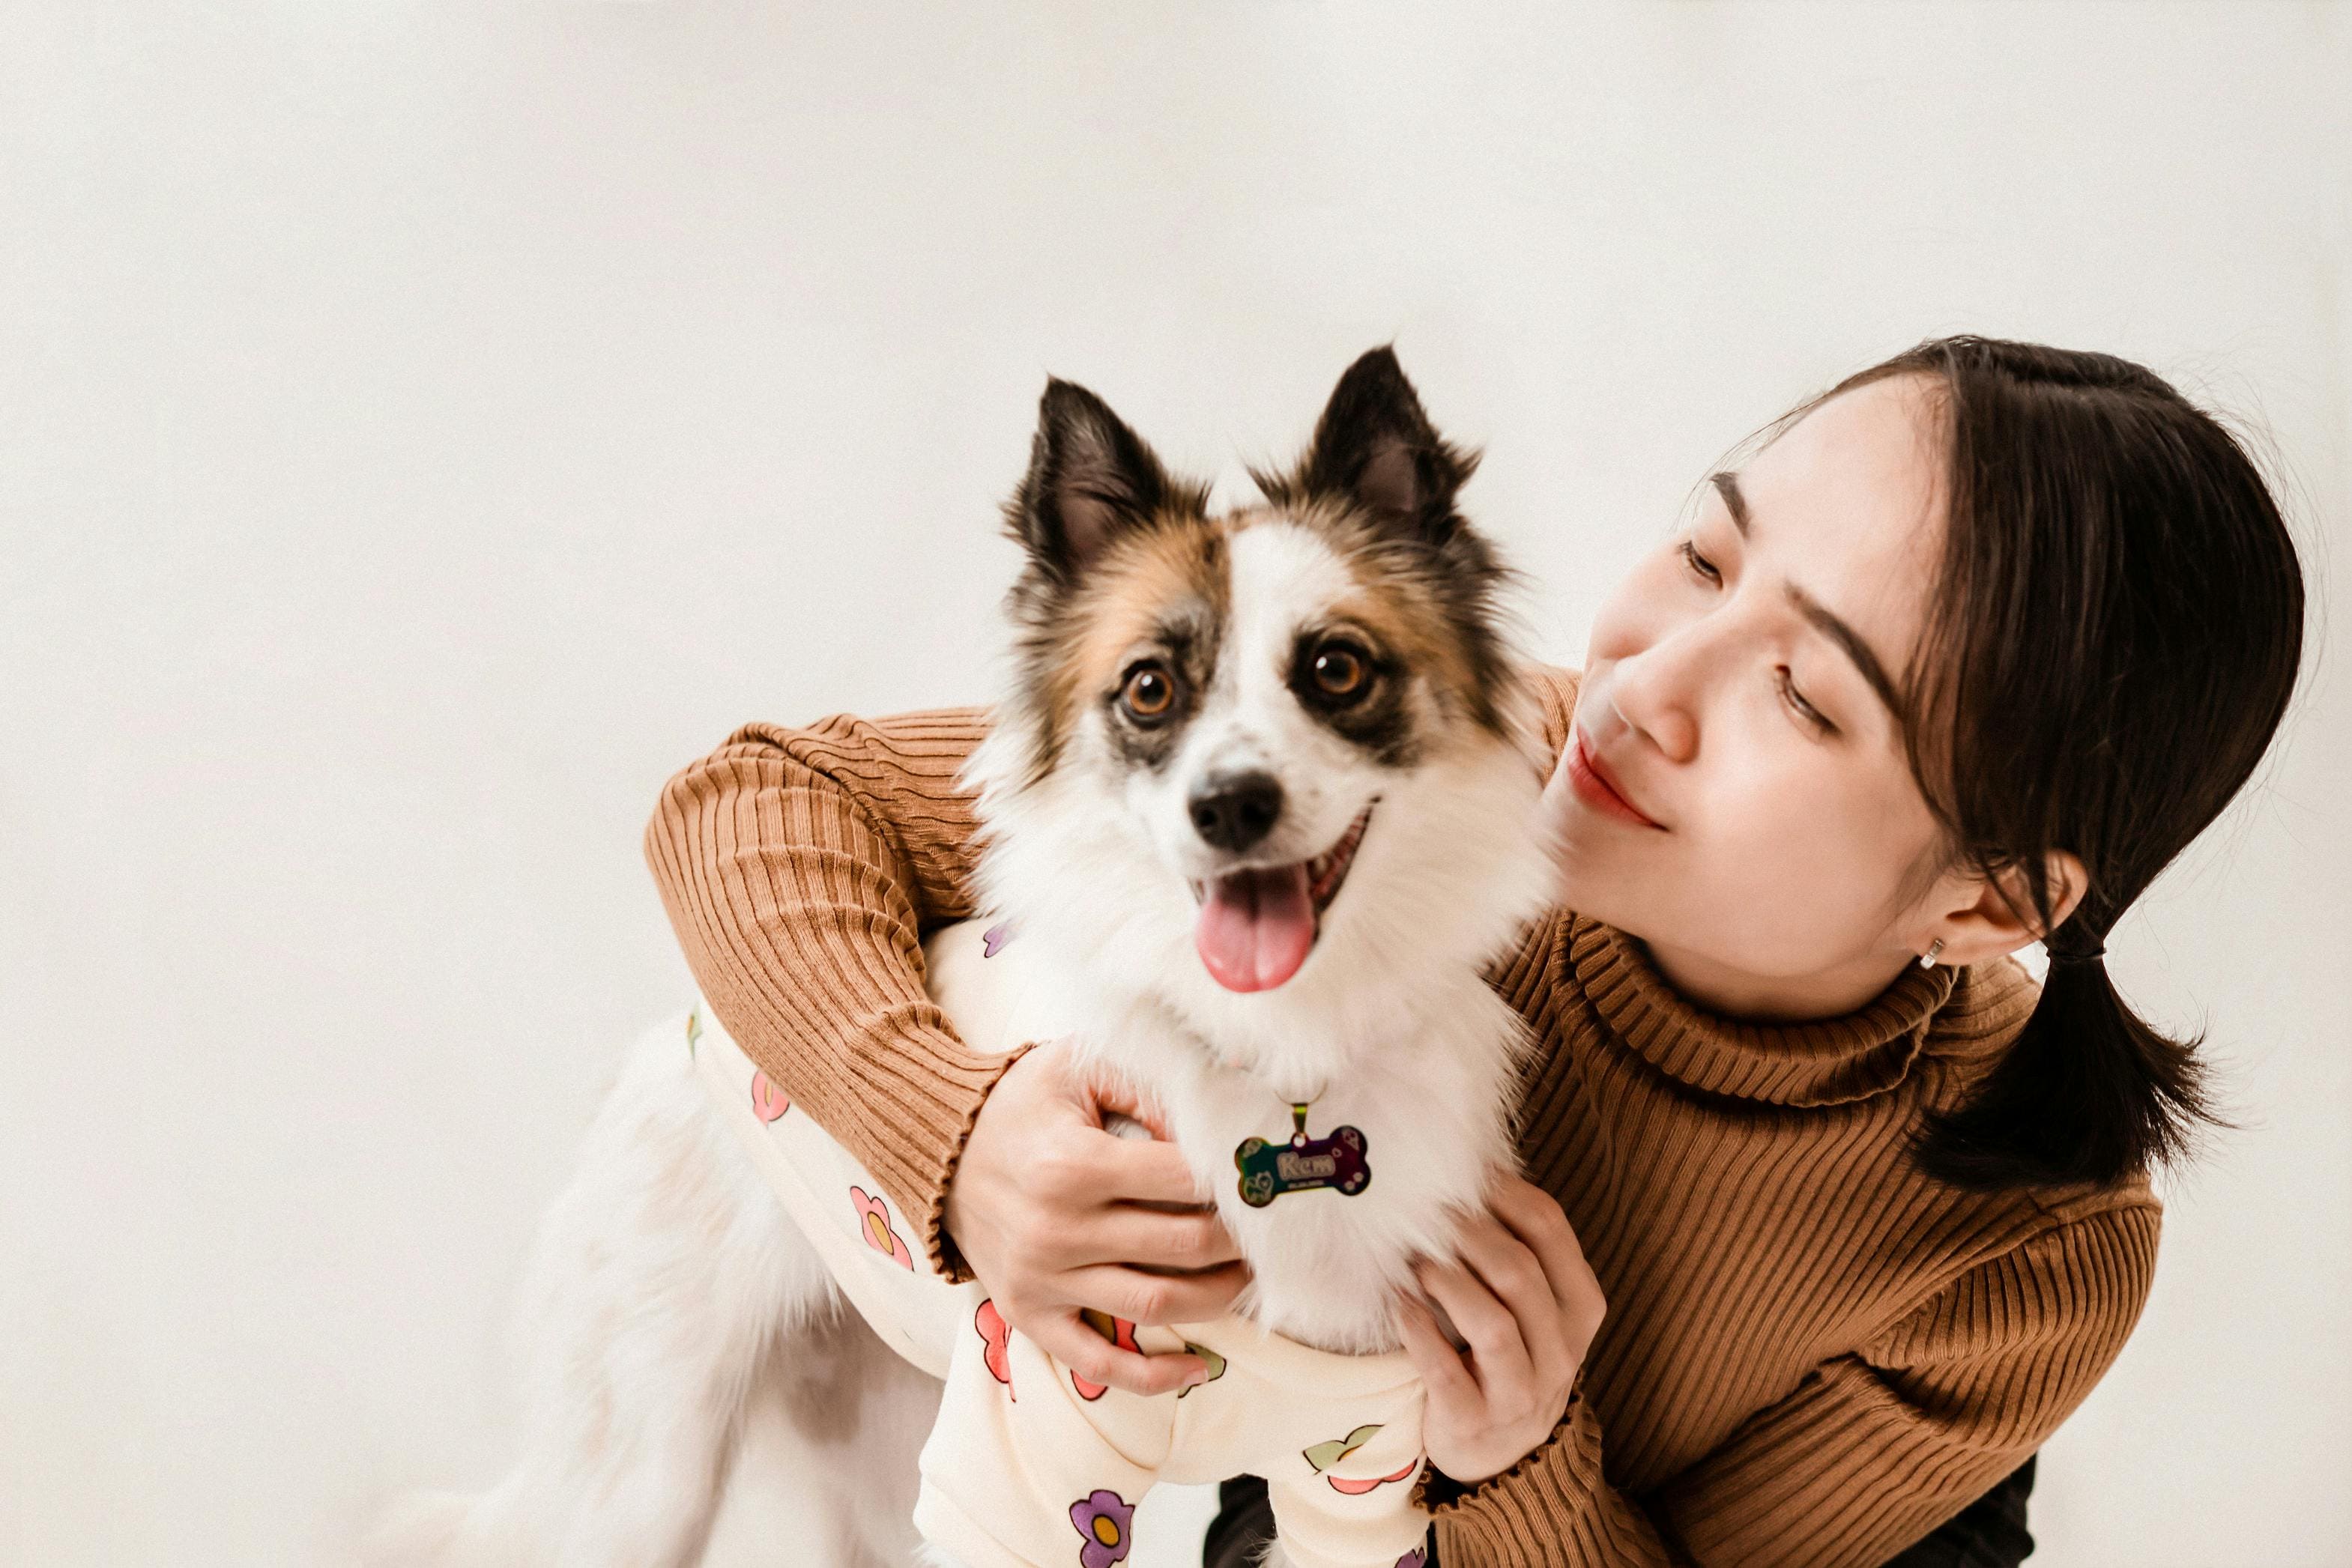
[4,4,2347,1564]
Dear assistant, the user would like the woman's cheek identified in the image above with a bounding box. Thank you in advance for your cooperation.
[1695,763,1862,963]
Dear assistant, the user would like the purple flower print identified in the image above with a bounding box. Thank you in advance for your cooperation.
[982,920,1014,957]
[1068,1488,1135,1568]
[1395,1549,1428,1568]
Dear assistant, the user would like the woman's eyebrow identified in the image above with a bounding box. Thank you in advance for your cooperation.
[1708,471,1750,534]
[1786,583,1905,721]
[1709,469,1905,722]
[1709,467,1905,720]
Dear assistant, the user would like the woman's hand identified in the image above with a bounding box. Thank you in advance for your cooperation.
[1399,1174,1606,1486]
[943,1037,1251,1396]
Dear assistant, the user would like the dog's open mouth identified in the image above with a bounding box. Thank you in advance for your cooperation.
[1190,802,1376,994]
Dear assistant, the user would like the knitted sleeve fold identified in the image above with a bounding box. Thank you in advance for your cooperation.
[641,706,1007,1280]
[1427,1378,1684,1567]
[1430,1202,2159,1568]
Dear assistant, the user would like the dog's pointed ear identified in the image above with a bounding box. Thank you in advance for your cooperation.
[1007,379,1176,584]
[1294,347,1478,543]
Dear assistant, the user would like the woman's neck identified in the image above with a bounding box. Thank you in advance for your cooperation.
[1639,936,1920,1024]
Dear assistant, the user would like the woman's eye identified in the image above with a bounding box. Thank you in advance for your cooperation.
[1777,667,1834,734]
[1680,540,1723,585]
[1120,663,1177,721]
[1310,644,1370,700]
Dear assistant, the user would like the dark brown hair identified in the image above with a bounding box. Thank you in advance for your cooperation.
[1785,337,2307,1189]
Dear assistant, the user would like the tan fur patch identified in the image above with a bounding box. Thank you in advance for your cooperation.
[1253,496,1503,735]
[1043,512,1231,745]
[1021,493,1515,777]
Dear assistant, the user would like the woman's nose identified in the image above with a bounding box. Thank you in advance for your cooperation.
[1609,641,1702,765]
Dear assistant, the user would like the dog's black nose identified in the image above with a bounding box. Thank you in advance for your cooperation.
[1188,772,1284,854]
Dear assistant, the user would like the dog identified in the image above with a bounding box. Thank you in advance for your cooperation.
[372,348,1557,1568]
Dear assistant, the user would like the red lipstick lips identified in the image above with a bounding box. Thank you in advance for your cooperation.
[1565,729,1664,829]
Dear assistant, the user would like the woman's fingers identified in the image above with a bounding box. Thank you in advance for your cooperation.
[1027,1308,1209,1399]
[1451,1210,1573,1392]
[1015,1146,1236,1275]
[1065,1262,1251,1326]
[1487,1175,1607,1354]
[1086,1074,1176,1140]
[1397,1293,1481,1411]
[1087,1130,1214,1208]
[1027,1118,1209,1211]
[1415,1256,1531,1401]
[1407,1208,1593,1486]
[1088,1204,1245,1272]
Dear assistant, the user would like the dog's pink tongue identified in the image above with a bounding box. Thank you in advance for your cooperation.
[1196,865,1316,993]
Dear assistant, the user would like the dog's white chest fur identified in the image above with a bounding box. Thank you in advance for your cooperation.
[940,743,1551,1354]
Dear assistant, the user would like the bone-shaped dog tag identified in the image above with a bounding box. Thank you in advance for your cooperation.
[1234,1103,1372,1207]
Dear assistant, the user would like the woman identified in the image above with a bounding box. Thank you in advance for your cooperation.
[644,337,2306,1567]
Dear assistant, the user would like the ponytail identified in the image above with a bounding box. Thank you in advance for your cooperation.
[1914,925,2216,1190]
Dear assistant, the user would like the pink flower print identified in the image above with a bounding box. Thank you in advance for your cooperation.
[982,921,1013,957]
[1068,1309,1139,1401]
[976,1298,1014,1398]
[1396,1549,1428,1568]
[1327,1457,1420,1495]
[749,1071,791,1124]
[1302,1425,1420,1493]
[850,1186,914,1269]
[1068,1489,1135,1568]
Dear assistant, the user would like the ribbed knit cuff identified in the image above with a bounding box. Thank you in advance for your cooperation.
[1424,1381,1616,1567]
[916,1040,1036,1284]
[859,1017,1035,1284]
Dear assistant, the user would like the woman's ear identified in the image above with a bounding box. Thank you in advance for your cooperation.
[1926,849,2088,966]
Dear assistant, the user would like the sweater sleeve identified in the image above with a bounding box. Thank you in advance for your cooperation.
[639,662,1581,1280]
[641,706,1009,1280]
[1427,1202,2160,1568]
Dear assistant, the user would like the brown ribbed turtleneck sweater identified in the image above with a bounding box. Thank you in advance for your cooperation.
[643,666,2158,1568]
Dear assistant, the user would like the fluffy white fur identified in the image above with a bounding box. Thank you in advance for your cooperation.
[366,1017,928,1568]
[966,517,1556,1351]
[374,447,1556,1568]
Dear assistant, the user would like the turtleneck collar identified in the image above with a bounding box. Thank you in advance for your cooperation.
[1566,916,1968,1108]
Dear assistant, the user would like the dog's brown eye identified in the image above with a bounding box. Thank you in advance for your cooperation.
[1311,644,1368,698]
[1121,663,1176,721]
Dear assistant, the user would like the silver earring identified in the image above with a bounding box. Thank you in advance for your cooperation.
[1918,939,1944,969]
